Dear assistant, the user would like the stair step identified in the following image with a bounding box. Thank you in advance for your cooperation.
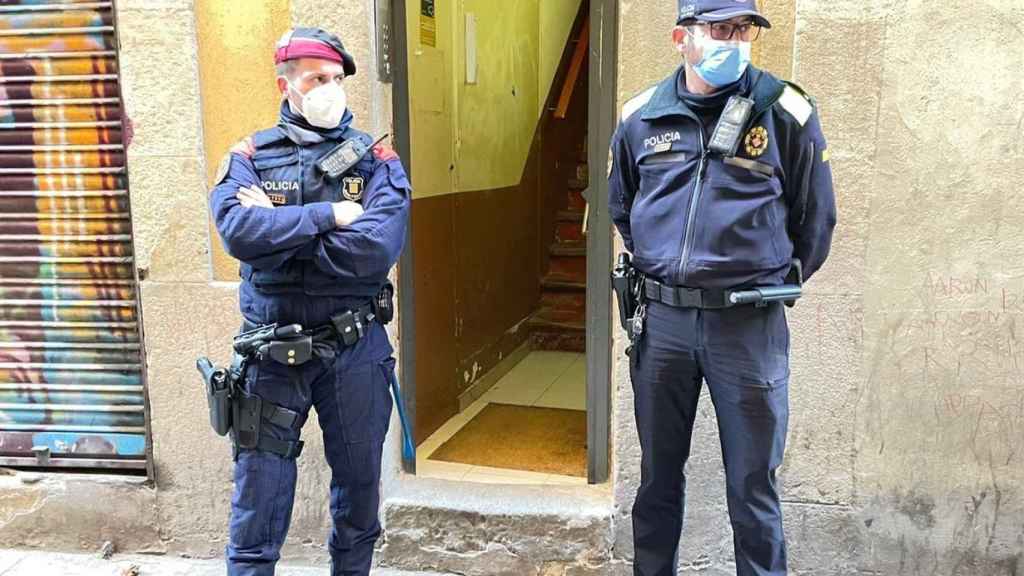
[541,273,586,291]
[567,188,587,211]
[550,241,586,257]
[540,290,585,312]
[528,307,585,331]
[555,219,585,243]
[529,306,586,352]
[557,209,585,222]
[379,478,611,574]
[568,178,588,190]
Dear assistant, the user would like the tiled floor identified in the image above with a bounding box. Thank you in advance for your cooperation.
[417,351,587,486]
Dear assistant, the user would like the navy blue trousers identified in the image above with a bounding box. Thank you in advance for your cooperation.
[226,323,394,576]
[631,301,790,576]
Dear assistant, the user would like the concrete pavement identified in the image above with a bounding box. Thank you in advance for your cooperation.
[0,549,446,576]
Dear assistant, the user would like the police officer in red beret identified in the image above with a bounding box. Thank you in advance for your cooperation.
[209,27,411,576]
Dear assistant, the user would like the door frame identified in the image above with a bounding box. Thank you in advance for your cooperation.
[584,0,618,484]
[391,0,618,483]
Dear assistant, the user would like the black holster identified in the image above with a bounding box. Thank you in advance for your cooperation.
[375,280,396,324]
[197,357,232,436]
[611,253,644,340]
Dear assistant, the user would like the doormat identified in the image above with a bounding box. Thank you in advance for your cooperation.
[430,403,587,477]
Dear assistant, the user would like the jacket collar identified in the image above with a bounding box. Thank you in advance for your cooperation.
[640,65,784,122]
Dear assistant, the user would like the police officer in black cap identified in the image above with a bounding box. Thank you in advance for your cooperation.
[609,1,837,574]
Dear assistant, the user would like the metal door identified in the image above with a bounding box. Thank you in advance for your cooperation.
[0,0,146,470]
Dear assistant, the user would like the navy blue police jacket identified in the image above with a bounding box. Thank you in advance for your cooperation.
[609,66,836,289]
[210,103,411,307]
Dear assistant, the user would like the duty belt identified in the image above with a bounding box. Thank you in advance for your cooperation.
[228,303,377,460]
[644,278,803,309]
[644,278,730,309]
[241,303,377,351]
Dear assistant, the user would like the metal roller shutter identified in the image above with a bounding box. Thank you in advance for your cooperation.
[0,0,147,471]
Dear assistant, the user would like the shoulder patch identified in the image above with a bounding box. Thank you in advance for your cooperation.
[777,85,813,127]
[621,86,657,122]
[213,153,232,187]
[373,143,398,162]
[229,136,255,158]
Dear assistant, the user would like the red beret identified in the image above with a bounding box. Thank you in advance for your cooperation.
[274,27,357,76]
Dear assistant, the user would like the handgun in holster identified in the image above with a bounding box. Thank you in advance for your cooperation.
[197,357,232,436]
[196,323,307,439]
[611,252,645,341]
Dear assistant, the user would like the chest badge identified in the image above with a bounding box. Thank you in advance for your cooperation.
[744,126,769,158]
[267,193,287,205]
[343,176,365,202]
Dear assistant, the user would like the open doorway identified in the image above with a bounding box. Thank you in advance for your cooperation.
[392,0,616,484]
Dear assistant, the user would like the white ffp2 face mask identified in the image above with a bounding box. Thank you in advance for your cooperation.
[287,80,348,129]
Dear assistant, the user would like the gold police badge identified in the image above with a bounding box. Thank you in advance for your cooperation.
[744,126,769,158]
[343,176,365,202]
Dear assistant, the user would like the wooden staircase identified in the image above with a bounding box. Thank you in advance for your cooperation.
[530,168,588,352]
[526,1,590,353]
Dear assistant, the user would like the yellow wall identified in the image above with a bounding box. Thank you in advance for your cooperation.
[453,0,539,192]
[195,0,292,279]
[538,0,583,115]
[407,1,581,197]
[406,0,457,199]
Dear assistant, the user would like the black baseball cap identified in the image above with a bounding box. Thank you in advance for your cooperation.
[677,0,772,28]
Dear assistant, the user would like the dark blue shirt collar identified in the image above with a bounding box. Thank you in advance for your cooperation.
[641,64,783,122]
[676,67,747,112]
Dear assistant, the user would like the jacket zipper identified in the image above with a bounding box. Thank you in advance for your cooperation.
[678,125,708,285]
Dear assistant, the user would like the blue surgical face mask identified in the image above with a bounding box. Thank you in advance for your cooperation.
[691,35,751,88]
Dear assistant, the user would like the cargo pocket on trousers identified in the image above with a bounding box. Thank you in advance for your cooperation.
[337,362,375,444]
[337,358,394,485]
[376,357,396,440]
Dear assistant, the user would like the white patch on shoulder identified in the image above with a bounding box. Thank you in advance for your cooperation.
[621,86,657,122]
[213,153,232,187]
[777,85,813,127]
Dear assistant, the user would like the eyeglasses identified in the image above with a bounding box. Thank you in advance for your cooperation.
[692,20,762,42]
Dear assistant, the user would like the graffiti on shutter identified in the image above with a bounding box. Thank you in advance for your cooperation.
[0,0,147,470]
